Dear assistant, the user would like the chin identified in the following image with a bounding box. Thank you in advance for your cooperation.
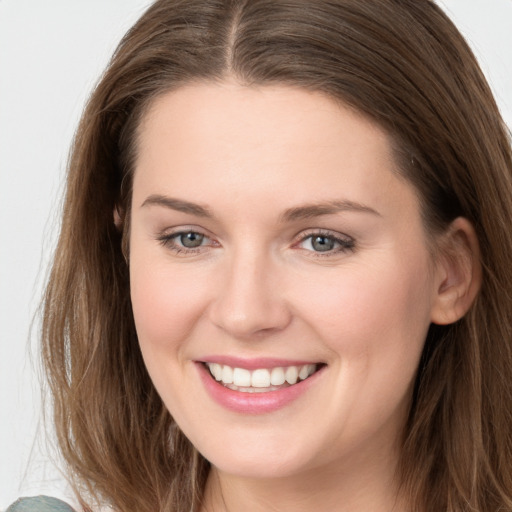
[196,432,319,480]
[210,455,307,480]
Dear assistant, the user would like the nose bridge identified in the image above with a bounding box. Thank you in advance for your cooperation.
[209,241,291,338]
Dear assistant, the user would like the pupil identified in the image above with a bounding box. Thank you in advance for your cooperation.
[181,232,204,248]
[312,236,334,252]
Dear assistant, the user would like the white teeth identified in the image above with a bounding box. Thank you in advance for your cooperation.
[211,363,222,381]
[251,369,271,388]
[221,365,233,384]
[285,366,299,384]
[206,362,319,391]
[270,367,286,386]
[233,367,251,387]
[298,365,309,380]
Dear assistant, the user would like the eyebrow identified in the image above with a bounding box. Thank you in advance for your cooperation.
[280,200,381,222]
[141,195,213,217]
[141,195,380,221]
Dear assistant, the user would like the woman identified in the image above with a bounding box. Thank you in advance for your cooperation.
[8,0,512,511]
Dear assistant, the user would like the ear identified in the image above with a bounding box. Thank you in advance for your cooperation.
[114,205,123,231]
[430,217,482,325]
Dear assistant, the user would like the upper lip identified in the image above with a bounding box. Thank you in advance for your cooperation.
[198,356,323,370]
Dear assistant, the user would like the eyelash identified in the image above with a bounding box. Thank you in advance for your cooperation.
[157,229,355,257]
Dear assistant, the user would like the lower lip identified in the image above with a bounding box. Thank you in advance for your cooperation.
[196,362,325,414]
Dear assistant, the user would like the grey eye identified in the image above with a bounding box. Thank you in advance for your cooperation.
[311,235,336,252]
[179,232,205,248]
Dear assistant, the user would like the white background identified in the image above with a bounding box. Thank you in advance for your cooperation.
[0,1,511,509]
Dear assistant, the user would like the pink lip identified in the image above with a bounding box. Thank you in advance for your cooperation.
[196,361,325,414]
[198,355,319,370]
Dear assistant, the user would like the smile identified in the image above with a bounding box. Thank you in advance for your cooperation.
[197,359,326,413]
[205,362,318,393]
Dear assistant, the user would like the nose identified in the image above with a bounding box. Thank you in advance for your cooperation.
[208,246,292,339]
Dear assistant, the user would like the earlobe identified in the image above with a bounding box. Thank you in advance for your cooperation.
[430,217,482,325]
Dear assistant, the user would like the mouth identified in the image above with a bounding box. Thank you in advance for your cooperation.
[203,361,322,393]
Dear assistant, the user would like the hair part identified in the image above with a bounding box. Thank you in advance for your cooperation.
[42,1,512,511]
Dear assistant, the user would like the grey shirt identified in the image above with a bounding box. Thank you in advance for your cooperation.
[6,496,76,512]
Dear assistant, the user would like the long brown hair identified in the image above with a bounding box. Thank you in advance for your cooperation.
[42,1,512,510]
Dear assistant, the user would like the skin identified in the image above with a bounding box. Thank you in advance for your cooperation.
[128,81,478,512]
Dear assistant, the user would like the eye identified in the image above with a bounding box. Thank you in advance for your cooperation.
[157,229,216,254]
[297,231,355,255]
[309,235,337,252]
[177,231,205,248]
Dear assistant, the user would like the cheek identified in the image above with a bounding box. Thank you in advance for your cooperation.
[129,249,210,355]
[129,251,212,421]
[294,256,433,435]
[295,253,433,368]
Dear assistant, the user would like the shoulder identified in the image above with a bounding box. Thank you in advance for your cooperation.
[6,496,77,512]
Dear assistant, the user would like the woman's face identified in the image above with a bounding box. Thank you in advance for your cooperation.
[129,82,442,479]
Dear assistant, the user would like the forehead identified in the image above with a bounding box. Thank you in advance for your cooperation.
[137,81,392,163]
[132,82,416,219]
